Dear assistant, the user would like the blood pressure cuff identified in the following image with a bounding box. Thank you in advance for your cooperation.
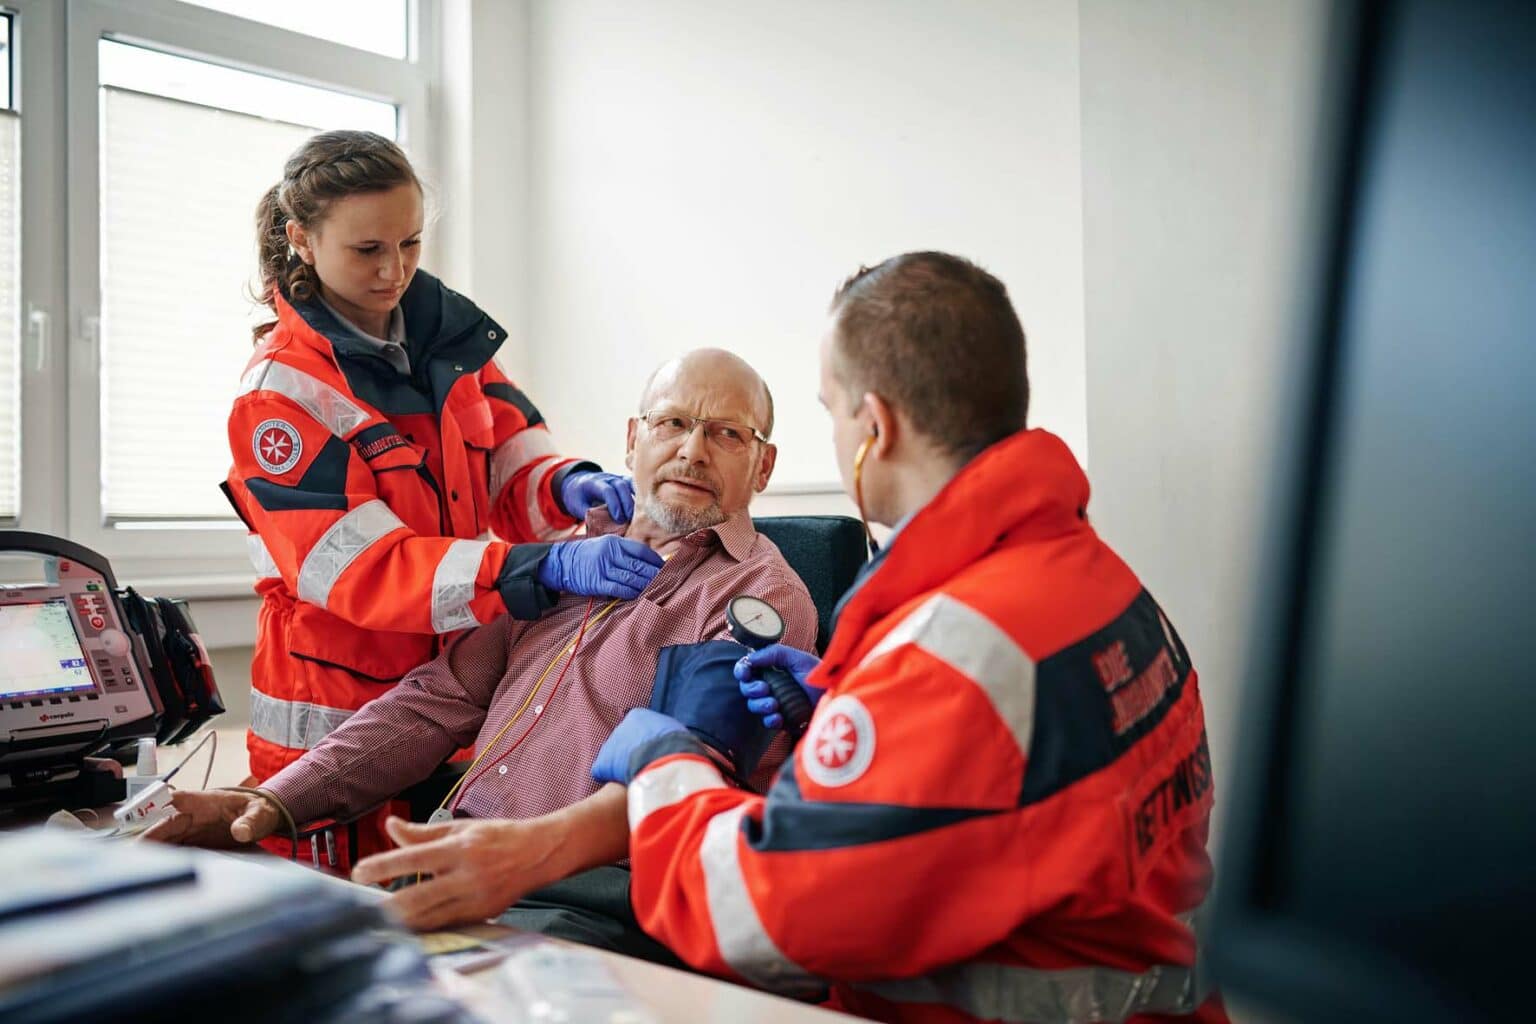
[648,640,776,781]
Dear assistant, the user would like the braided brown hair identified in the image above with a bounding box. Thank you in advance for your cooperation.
[252,130,421,341]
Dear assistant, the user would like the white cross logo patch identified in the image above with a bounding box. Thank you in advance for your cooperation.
[816,713,858,769]
[252,419,303,475]
[801,694,876,788]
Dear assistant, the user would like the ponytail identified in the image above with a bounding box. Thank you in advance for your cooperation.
[252,184,317,341]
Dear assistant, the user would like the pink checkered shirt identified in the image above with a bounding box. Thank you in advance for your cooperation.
[265,509,817,826]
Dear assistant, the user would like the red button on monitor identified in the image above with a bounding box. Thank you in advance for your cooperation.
[89,615,105,629]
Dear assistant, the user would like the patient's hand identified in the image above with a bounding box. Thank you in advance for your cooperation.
[352,815,566,931]
[142,789,279,848]
[352,785,631,931]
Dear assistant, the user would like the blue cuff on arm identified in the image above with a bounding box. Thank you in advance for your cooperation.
[550,460,601,518]
[627,730,714,785]
[497,542,559,620]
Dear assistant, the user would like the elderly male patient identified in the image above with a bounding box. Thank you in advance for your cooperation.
[151,349,815,956]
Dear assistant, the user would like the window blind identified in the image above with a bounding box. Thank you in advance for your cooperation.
[98,89,319,519]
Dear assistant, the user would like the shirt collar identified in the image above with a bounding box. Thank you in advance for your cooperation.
[881,508,919,549]
[584,507,758,563]
[318,294,406,349]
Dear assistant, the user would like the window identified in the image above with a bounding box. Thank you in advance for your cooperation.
[177,0,411,59]
[96,42,395,521]
[0,12,17,522]
[12,0,438,586]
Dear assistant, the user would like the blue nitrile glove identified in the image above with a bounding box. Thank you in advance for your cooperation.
[536,535,663,600]
[592,708,688,785]
[559,470,636,524]
[734,644,826,730]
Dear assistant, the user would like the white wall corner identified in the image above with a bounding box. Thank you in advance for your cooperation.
[1077,0,1336,829]
[435,0,532,376]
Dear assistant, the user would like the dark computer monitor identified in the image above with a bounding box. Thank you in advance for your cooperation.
[1210,2,1535,1022]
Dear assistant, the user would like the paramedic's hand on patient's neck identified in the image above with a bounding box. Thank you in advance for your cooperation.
[536,534,663,600]
[559,470,636,523]
[142,789,279,848]
[735,644,825,729]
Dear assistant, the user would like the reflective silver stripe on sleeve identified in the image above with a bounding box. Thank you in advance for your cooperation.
[247,534,281,579]
[239,359,371,437]
[430,538,490,633]
[700,805,823,997]
[296,500,406,609]
[860,593,1036,757]
[489,428,559,502]
[249,689,352,751]
[852,903,1211,1024]
[521,457,564,540]
[628,758,727,828]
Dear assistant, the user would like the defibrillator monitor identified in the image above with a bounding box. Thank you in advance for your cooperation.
[0,532,158,779]
[0,599,97,700]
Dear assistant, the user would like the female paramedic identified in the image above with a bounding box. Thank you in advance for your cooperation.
[225,130,662,868]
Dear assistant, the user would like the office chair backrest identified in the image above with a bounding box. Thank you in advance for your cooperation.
[751,516,868,653]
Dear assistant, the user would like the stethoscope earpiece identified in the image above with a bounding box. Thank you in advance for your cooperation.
[853,433,877,555]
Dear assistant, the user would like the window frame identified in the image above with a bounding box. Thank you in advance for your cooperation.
[0,10,18,522]
[8,0,68,536]
[56,0,437,591]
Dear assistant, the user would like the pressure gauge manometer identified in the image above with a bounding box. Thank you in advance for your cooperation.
[725,595,785,649]
[724,594,812,736]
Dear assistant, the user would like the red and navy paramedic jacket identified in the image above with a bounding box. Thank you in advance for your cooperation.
[622,429,1229,1024]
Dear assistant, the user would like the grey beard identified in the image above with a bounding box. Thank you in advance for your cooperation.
[641,492,726,536]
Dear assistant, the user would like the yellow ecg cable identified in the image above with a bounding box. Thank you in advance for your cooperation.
[432,597,623,817]
[427,550,674,826]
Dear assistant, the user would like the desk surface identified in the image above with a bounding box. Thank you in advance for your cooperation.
[5,726,857,1023]
[259,860,856,1022]
[437,925,856,1023]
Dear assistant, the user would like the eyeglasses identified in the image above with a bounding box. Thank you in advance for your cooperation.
[639,409,769,454]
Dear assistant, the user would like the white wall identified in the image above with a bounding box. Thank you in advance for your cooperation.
[436,0,531,346]
[208,644,254,726]
[520,0,1087,508]
[1077,0,1335,828]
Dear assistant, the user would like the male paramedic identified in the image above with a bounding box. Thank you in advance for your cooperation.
[149,349,815,957]
[593,253,1229,1023]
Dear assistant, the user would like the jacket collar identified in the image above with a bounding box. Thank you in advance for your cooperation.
[818,428,1091,676]
[273,271,505,412]
[278,270,489,357]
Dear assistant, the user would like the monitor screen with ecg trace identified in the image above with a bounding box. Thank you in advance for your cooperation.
[0,599,96,701]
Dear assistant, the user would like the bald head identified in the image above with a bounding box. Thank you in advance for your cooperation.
[625,348,779,538]
[639,348,774,439]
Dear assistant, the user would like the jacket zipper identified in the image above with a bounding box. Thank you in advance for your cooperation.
[415,458,449,537]
[410,317,485,540]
